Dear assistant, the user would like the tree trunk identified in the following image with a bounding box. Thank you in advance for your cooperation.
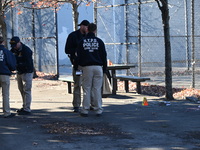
[71,3,79,31]
[157,0,174,100]
[0,11,7,47]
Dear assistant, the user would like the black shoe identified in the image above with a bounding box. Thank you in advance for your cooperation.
[4,113,16,118]
[80,113,88,117]
[73,107,79,113]
[17,110,31,115]
[96,114,102,117]
[17,108,24,113]
[90,106,94,111]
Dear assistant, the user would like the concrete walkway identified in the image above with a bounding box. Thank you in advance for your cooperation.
[0,79,200,150]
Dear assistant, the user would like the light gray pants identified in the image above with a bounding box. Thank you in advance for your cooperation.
[81,66,103,115]
[17,73,33,112]
[0,75,11,117]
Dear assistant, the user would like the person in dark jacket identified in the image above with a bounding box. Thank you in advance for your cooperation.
[10,36,34,115]
[75,23,107,117]
[0,36,16,118]
[65,20,90,112]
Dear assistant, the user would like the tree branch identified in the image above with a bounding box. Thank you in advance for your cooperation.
[155,0,162,10]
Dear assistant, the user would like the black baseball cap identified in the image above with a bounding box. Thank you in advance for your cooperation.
[78,20,90,26]
[10,36,20,48]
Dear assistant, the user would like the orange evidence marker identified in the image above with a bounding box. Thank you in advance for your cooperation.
[142,97,149,106]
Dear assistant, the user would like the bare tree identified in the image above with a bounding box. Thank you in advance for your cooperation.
[0,0,11,45]
[156,0,174,100]
[29,0,86,30]
[0,0,37,46]
[0,0,95,46]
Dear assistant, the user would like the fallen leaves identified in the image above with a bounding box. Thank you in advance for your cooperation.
[118,81,200,100]
[43,121,125,136]
[33,71,58,80]
[173,88,200,99]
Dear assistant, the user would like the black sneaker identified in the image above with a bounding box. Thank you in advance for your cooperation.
[4,113,16,118]
[90,106,94,111]
[17,108,24,113]
[17,110,31,115]
[73,107,79,113]
[80,113,88,117]
[96,114,102,117]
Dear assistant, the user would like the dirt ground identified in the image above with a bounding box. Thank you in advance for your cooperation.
[0,78,200,150]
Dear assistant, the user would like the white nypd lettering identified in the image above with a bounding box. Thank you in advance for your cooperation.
[83,38,99,52]
[0,50,4,61]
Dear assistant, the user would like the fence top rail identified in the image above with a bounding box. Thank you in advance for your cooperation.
[95,0,156,9]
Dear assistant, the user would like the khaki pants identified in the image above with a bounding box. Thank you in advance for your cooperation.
[72,67,82,108]
[81,66,103,114]
[0,75,11,117]
[17,73,33,112]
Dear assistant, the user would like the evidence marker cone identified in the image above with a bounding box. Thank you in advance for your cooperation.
[142,97,148,106]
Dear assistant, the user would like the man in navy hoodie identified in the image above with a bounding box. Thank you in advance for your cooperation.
[75,23,107,117]
[10,36,34,115]
[65,20,90,112]
[0,36,16,118]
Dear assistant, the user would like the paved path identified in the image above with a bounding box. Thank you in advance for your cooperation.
[148,75,200,89]
[0,79,200,150]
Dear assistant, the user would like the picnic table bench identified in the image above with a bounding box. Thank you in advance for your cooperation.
[59,76,74,94]
[58,75,150,95]
[115,75,150,94]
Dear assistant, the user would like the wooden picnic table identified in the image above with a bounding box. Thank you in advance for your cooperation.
[59,64,136,95]
[107,64,136,95]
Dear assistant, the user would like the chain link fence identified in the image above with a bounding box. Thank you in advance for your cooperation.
[95,0,200,89]
[5,2,58,75]
[3,1,200,89]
